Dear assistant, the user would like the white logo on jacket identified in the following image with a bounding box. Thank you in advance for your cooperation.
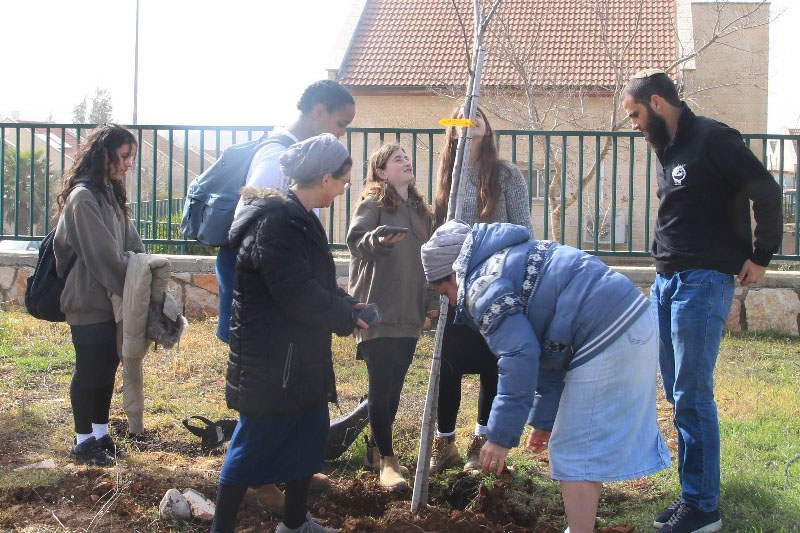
[672,164,687,186]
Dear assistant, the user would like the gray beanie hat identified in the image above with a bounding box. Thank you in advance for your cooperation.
[279,133,350,186]
[421,219,471,282]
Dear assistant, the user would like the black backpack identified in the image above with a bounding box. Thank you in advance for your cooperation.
[24,226,76,322]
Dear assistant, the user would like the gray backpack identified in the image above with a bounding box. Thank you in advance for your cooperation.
[180,132,295,246]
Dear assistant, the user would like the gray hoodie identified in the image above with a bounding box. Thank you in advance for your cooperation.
[347,194,437,342]
[55,182,144,325]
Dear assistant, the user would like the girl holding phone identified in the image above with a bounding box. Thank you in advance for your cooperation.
[346,144,437,491]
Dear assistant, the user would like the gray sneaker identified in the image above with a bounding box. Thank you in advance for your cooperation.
[275,516,338,533]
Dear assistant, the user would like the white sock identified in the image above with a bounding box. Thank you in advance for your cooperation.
[474,424,488,436]
[92,423,109,440]
[75,433,93,445]
[436,430,456,438]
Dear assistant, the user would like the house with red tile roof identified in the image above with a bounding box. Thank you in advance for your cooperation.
[320,0,770,249]
[331,0,769,133]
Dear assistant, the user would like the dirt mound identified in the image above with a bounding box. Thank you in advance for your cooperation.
[0,465,568,532]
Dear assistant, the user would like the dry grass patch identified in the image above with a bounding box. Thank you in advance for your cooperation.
[0,310,797,531]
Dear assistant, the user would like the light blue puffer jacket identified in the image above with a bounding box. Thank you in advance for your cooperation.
[452,223,649,448]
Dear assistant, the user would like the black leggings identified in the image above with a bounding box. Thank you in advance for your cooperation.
[360,337,416,457]
[69,321,120,435]
[212,477,311,533]
[437,306,498,434]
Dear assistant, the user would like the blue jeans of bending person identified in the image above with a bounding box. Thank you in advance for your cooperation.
[651,269,735,512]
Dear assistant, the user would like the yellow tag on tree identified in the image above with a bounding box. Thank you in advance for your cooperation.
[438,118,475,127]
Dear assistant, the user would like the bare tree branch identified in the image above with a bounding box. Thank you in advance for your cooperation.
[482,0,504,30]
[452,0,473,75]
[665,0,772,74]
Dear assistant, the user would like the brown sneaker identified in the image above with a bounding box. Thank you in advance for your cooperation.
[429,435,461,475]
[463,433,487,472]
[246,484,284,515]
[379,455,408,492]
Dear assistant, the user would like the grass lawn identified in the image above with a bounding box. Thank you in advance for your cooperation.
[0,309,798,531]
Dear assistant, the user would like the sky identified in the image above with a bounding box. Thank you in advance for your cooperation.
[1,0,798,132]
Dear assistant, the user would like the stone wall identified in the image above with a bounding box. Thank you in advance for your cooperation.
[2,251,799,335]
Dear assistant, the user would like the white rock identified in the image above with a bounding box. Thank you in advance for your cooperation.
[159,488,192,520]
[182,488,216,521]
[745,288,800,335]
[0,267,15,290]
[14,459,57,471]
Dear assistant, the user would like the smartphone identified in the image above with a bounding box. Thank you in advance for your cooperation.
[375,225,409,237]
[357,303,382,328]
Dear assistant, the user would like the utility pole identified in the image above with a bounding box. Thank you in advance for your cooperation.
[133,0,140,125]
[411,0,503,513]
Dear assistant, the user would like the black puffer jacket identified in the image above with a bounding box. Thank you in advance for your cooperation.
[225,187,357,418]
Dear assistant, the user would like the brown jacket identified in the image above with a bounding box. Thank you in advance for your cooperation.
[347,195,437,342]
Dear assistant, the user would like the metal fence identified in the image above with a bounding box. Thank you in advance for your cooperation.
[2,123,798,259]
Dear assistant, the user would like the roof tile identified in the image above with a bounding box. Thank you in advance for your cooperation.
[339,0,676,89]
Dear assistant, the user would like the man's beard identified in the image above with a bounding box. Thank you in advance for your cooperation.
[644,105,670,153]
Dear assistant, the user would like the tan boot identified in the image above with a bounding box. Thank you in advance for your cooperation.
[429,435,461,475]
[463,433,487,472]
[364,438,409,477]
[246,484,284,515]
[379,455,408,492]
[309,472,332,492]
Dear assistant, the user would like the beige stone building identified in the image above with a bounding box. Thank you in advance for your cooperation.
[318,0,771,255]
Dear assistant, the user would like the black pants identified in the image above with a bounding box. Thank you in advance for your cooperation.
[437,306,498,434]
[359,336,416,457]
[69,321,120,435]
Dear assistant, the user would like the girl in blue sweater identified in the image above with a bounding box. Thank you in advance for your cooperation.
[421,220,670,533]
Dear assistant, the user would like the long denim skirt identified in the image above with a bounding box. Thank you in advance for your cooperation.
[548,310,671,481]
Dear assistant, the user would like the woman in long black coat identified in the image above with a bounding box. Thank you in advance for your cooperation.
[211,134,366,533]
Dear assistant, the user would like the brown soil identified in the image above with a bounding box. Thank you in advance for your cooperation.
[0,464,567,533]
[0,425,638,532]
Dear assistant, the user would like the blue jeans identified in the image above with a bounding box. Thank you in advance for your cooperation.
[215,246,237,344]
[651,269,734,512]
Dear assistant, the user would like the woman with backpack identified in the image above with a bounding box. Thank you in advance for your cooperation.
[429,106,533,475]
[53,124,144,466]
[346,144,437,492]
[211,134,366,533]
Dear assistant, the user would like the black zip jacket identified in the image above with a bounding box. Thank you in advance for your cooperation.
[652,105,782,274]
[225,187,357,418]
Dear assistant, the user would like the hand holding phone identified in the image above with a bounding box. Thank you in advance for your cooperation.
[357,303,382,328]
[375,225,409,237]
